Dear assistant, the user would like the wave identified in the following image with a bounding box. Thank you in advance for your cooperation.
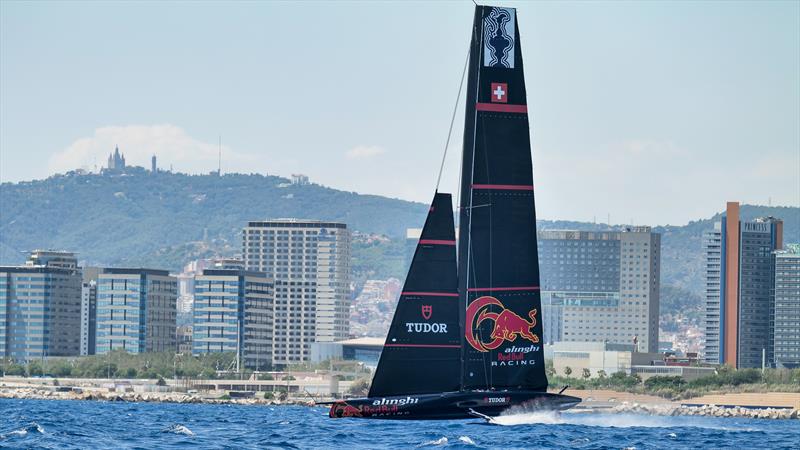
[458,436,476,445]
[161,424,194,436]
[0,422,45,440]
[417,436,448,447]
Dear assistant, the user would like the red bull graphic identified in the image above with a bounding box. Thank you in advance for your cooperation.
[330,402,363,418]
[465,296,539,352]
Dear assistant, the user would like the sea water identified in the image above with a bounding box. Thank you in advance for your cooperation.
[1,398,798,449]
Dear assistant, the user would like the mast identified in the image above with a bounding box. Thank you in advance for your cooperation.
[458,5,547,392]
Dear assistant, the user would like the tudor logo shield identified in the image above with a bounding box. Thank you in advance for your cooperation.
[421,305,432,320]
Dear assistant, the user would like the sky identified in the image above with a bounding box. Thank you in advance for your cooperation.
[1,0,798,226]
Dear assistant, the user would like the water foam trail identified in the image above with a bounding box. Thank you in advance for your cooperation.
[491,408,764,431]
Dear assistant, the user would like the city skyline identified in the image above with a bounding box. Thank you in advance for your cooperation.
[1,1,798,226]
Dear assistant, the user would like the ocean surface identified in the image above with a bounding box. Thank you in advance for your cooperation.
[1,399,798,449]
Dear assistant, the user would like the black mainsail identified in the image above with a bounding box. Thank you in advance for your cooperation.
[328,5,578,420]
[458,5,547,392]
[368,193,460,397]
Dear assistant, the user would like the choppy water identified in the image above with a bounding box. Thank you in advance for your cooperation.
[1,399,798,449]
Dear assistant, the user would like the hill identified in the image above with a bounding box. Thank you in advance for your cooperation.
[1,169,797,315]
[0,168,427,271]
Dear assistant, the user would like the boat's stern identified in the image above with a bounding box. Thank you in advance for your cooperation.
[328,400,365,418]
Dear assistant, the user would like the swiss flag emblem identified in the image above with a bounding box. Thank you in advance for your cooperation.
[491,83,508,103]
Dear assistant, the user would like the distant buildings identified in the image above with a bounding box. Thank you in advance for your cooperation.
[0,251,82,361]
[243,220,351,367]
[702,202,783,368]
[550,341,715,381]
[177,325,193,354]
[151,155,157,173]
[539,227,661,353]
[290,174,310,186]
[106,146,126,171]
[95,268,178,354]
[192,269,274,370]
[773,244,800,368]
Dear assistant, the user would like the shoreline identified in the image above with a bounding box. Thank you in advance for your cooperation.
[2,386,798,420]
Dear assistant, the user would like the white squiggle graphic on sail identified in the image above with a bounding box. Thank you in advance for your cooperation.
[483,7,516,69]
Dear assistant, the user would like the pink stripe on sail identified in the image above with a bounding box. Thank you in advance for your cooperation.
[384,344,460,348]
[401,291,459,297]
[418,239,456,246]
[476,103,528,113]
[472,184,534,191]
[467,286,540,292]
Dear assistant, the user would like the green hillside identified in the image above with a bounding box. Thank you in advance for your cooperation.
[1,169,797,319]
[0,168,427,270]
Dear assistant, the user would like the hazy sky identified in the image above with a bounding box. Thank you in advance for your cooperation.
[1,1,798,225]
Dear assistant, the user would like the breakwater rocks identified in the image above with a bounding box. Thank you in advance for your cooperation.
[0,387,316,406]
[608,402,799,420]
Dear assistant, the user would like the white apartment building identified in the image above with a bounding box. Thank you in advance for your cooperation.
[243,220,350,367]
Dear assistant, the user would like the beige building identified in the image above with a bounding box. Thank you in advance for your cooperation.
[540,227,661,352]
[243,220,350,367]
[551,341,661,378]
[551,341,716,381]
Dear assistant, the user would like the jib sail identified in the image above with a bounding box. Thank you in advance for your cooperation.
[369,193,461,397]
[457,5,547,392]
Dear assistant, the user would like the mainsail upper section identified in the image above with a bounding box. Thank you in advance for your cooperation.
[369,193,460,398]
[458,5,547,392]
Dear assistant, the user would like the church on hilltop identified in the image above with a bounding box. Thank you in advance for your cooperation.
[107,146,126,170]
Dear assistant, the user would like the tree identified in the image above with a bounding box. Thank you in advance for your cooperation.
[582,368,591,379]
[597,370,607,379]
[563,366,572,377]
[545,360,556,377]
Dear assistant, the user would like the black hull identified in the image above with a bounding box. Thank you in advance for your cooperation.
[328,391,580,420]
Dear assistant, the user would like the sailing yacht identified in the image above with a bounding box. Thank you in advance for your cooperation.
[328,4,581,420]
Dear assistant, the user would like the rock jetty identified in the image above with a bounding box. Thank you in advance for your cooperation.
[608,401,799,420]
[0,387,317,407]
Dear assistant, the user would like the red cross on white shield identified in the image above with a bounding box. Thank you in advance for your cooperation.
[491,83,508,103]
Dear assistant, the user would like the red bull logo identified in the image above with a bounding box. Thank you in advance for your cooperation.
[330,402,363,418]
[465,296,539,352]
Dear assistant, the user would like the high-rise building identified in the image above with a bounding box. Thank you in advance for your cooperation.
[192,269,274,370]
[702,223,723,363]
[151,154,157,173]
[773,244,800,368]
[243,220,350,367]
[95,268,178,354]
[538,227,661,352]
[0,251,82,361]
[702,202,783,368]
[80,280,97,355]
